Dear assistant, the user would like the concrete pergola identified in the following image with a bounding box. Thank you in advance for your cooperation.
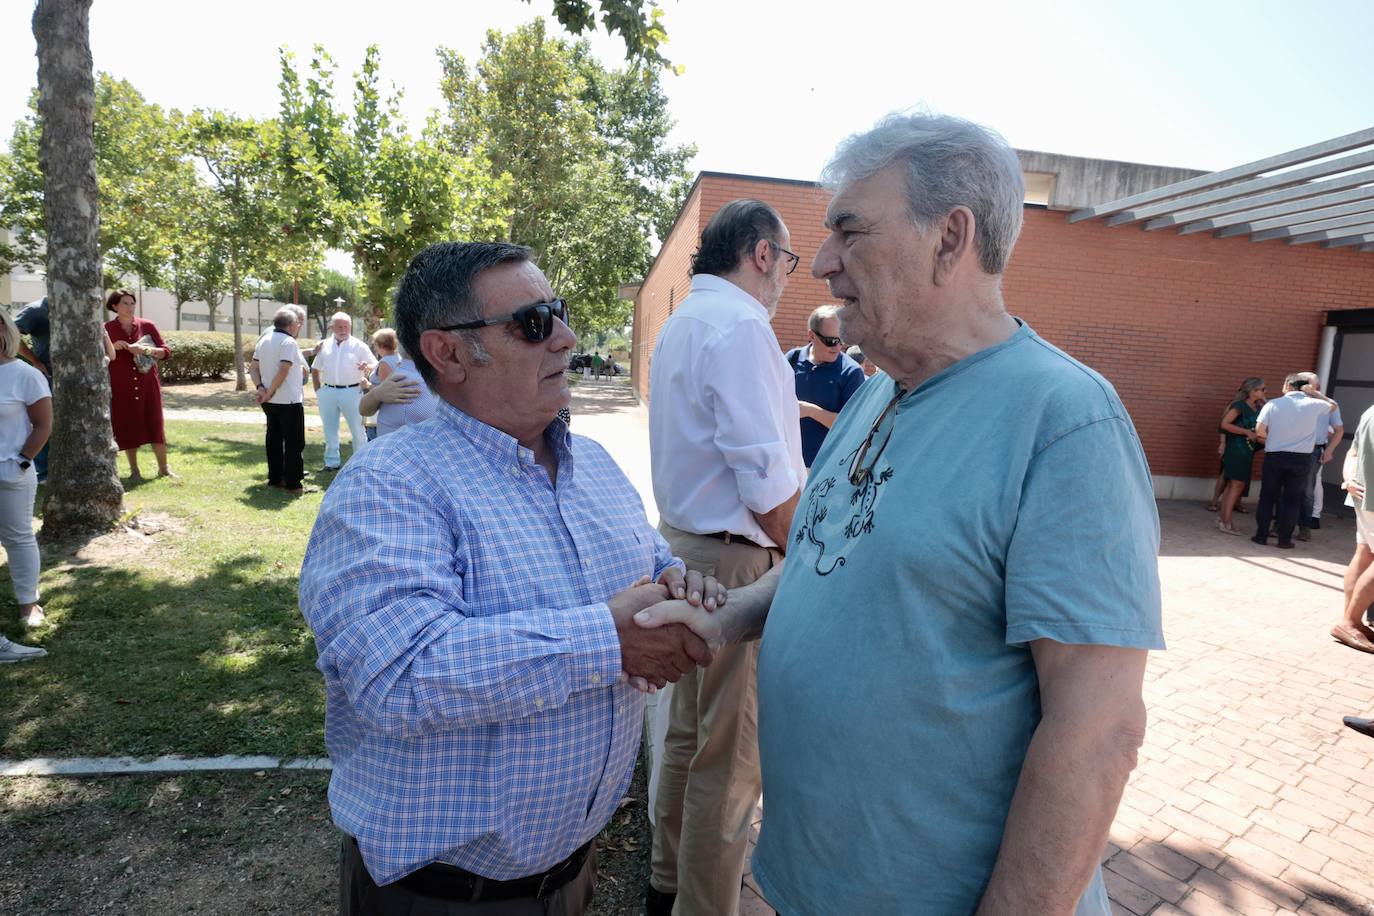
[1069,127,1374,252]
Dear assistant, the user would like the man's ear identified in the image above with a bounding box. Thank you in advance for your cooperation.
[750,237,772,273]
[932,206,976,286]
[419,329,468,385]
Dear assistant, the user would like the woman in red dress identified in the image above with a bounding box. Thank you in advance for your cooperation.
[104,289,175,478]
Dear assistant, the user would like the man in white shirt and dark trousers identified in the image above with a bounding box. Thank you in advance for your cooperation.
[311,312,376,471]
[1253,372,1338,549]
[645,199,804,916]
[251,308,309,494]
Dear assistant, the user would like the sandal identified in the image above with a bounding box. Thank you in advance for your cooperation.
[1205,502,1219,511]
[1332,624,1374,654]
[1217,520,1243,535]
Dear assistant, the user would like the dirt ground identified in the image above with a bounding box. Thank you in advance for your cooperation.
[0,760,652,915]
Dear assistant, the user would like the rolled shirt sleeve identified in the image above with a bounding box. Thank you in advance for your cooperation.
[702,320,803,515]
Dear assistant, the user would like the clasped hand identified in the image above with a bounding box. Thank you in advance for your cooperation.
[609,568,726,692]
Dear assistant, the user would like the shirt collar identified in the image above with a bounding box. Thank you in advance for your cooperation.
[690,273,771,317]
[435,400,573,475]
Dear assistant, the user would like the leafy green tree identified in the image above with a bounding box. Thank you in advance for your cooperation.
[531,0,676,71]
[276,45,510,329]
[184,111,293,389]
[435,20,693,333]
[269,266,355,333]
[0,76,190,289]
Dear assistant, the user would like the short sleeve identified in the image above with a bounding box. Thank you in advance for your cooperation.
[839,363,866,406]
[20,365,51,404]
[1005,418,1164,650]
[279,338,301,365]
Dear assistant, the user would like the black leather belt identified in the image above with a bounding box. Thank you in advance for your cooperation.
[324,383,360,389]
[386,838,592,903]
[701,530,769,551]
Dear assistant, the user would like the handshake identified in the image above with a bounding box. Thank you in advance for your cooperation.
[608,568,735,692]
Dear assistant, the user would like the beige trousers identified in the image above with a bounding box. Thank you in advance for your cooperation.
[650,524,780,916]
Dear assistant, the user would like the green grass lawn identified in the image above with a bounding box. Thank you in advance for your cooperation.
[0,420,340,760]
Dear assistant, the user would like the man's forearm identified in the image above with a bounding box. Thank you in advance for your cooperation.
[719,562,784,644]
[268,363,291,394]
[249,360,263,388]
[976,718,1140,915]
[754,488,800,550]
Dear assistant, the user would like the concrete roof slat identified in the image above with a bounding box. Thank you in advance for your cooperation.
[1247,208,1374,242]
[1099,147,1374,227]
[1067,125,1374,222]
[1181,184,1374,236]
[1145,167,1374,230]
[1317,231,1374,249]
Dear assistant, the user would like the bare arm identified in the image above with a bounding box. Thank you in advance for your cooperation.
[1217,406,1255,439]
[633,561,785,649]
[102,329,116,363]
[358,373,420,418]
[22,397,53,460]
[17,342,48,376]
[256,360,293,404]
[975,642,1148,915]
[1344,445,1364,502]
[249,358,264,389]
[799,401,839,429]
[753,488,800,553]
[1323,423,1345,464]
[310,368,321,391]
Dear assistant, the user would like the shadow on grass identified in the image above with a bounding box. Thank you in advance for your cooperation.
[1,550,324,761]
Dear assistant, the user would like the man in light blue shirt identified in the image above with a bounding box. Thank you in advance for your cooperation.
[1253,372,1338,549]
[301,241,723,916]
[637,113,1164,914]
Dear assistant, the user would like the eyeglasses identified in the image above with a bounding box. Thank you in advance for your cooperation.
[814,332,842,347]
[769,241,800,275]
[439,298,569,343]
[848,390,904,487]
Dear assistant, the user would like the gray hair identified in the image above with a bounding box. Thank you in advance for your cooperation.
[821,111,1025,275]
[394,241,533,386]
[272,307,297,331]
[845,344,865,365]
[0,308,20,359]
[288,305,307,324]
[808,304,841,333]
[330,311,351,325]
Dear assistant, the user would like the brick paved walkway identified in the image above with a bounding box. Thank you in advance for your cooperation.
[578,385,1374,914]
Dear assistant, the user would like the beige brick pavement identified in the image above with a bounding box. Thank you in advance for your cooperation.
[577,384,1374,914]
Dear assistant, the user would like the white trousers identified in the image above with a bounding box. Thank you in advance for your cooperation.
[0,471,40,605]
[317,385,365,468]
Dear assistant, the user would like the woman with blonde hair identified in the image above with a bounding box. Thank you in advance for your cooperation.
[1216,377,1266,534]
[0,308,52,661]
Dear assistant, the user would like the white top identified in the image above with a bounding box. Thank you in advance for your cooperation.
[0,359,50,461]
[311,335,377,387]
[1257,391,1336,454]
[252,329,306,405]
[648,274,804,547]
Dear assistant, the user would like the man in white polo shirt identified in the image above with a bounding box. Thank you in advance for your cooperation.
[645,199,804,916]
[311,312,376,471]
[1253,371,1337,549]
[251,307,309,494]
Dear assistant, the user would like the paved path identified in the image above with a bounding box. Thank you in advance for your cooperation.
[167,383,1374,914]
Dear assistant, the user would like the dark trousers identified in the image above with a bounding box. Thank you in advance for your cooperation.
[1256,451,1310,544]
[338,836,597,916]
[262,402,305,488]
[1300,445,1324,524]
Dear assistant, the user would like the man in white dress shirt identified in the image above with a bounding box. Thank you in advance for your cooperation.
[645,199,805,916]
[311,312,377,471]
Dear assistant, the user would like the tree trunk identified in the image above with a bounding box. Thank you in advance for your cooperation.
[32,0,123,539]
[206,295,217,331]
[357,254,388,334]
[175,302,183,330]
[230,257,246,390]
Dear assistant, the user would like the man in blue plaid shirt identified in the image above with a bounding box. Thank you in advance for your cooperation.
[301,241,724,915]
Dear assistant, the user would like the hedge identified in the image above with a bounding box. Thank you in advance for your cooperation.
[159,331,321,383]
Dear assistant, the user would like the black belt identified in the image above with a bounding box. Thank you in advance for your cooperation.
[386,839,592,903]
[700,530,769,550]
[324,383,360,389]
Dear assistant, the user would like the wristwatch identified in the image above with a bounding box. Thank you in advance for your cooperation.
[18,455,32,471]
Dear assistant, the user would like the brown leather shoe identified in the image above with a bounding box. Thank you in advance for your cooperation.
[1332,624,1374,654]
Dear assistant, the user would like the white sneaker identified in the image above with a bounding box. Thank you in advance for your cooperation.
[22,606,45,628]
[0,636,47,663]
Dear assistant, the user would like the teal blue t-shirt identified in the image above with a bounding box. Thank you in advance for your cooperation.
[753,321,1164,916]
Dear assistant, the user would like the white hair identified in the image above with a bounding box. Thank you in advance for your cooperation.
[822,110,1025,275]
[330,311,352,325]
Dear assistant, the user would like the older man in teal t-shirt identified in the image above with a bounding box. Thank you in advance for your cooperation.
[634,113,1164,915]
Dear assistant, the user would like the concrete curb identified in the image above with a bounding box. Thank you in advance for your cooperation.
[1,754,333,777]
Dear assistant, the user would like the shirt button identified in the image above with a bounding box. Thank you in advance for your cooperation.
[590,674,601,685]
[510,465,520,476]
[534,698,545,709]
[582,559,592,569]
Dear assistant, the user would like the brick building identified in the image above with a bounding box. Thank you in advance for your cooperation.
[630,153,1374,498]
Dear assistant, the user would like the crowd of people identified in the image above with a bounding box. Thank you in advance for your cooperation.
[298,112,1163,916]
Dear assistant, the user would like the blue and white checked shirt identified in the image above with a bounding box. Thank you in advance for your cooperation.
[300,400,681,885]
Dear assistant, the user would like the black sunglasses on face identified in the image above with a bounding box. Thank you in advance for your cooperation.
[769,240,800,275]
[814,332,842,347]
[439,298,569,343]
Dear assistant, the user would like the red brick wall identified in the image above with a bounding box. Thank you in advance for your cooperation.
[631,174,1374,479]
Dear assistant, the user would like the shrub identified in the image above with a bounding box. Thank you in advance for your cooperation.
[161,331,321,382]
